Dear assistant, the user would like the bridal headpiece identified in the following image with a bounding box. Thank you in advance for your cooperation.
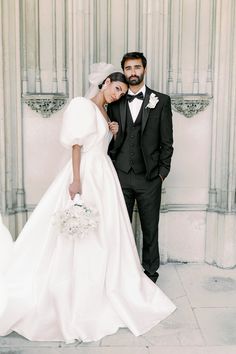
[85,62,119,99]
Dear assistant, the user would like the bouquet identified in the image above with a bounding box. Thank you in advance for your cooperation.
[54,194,98,239]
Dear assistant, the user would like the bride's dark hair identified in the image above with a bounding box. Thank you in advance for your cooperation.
[98,72,128,89]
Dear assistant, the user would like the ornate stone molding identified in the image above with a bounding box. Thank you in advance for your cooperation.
[171,94,212,118]
[22,93,68,118]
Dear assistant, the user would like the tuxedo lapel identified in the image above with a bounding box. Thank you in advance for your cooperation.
[119,97,127,132]
[141,87,152,134]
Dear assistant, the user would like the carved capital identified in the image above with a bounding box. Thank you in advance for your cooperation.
[171,94,212,118]
[23,93,68,118]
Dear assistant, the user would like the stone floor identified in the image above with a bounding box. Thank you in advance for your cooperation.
[0,263,236,354]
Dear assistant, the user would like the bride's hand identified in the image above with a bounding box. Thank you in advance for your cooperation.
[108,121,119,136]
[69,180,82,200]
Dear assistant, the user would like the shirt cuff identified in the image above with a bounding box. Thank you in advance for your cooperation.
[159,174,164,182]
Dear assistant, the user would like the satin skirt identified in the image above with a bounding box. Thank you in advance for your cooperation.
[0,151,175,342]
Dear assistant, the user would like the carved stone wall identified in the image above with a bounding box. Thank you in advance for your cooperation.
[0,0,236,267]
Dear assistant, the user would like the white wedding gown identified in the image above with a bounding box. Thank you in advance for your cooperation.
[0,97,175,343]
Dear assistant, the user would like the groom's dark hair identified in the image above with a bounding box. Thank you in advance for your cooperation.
[98,72,128,89]
[121,52,147,70]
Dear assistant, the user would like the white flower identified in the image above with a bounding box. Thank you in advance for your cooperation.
[53,202,99,240]
[145,93,159,109]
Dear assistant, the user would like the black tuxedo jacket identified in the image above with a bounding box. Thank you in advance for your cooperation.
[107,86,173,180]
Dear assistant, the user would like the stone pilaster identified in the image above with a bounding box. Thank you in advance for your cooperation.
[206,0,236,268]
[0,0,26,238]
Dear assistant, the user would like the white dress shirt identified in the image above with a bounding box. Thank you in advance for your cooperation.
[128,85,146,122]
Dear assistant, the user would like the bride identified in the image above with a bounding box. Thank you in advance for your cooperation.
[0,63,176,343]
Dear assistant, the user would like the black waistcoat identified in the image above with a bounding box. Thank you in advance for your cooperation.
[116,104,146,173]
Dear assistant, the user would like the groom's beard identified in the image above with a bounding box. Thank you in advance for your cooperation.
[126,72,145,86]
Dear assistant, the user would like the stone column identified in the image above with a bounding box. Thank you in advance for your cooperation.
[206,0,236,268]
[0,0,26,238]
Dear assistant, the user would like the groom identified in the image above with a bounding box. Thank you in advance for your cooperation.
[108,52,173,283]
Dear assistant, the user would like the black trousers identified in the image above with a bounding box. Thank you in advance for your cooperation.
[117,169,162,274]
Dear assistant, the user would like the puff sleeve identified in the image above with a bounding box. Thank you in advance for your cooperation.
[60,97,97,150]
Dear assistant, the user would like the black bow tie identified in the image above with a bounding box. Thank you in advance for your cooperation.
[126,92,144,102]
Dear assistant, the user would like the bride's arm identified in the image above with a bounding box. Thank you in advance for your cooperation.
[69,144,82,199]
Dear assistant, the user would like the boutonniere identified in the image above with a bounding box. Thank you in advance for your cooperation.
[145,93,159,109]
